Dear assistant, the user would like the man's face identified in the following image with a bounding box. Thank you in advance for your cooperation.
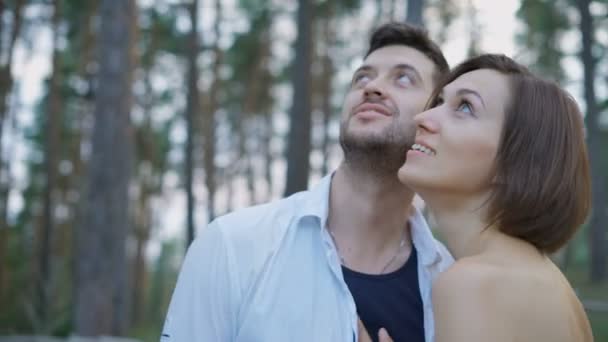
[340,45,437,162]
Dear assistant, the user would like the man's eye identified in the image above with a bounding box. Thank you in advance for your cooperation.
[353,74,371,86]
[397,74,413,86]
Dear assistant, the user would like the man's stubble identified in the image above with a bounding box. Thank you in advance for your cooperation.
[339,114,416,179]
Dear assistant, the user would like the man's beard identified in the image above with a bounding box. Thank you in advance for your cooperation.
[339,117,414,178]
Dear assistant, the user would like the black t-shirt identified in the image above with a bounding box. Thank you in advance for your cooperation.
[342,247,424,342]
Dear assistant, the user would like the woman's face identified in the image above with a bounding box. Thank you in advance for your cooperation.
[397,69,510,197]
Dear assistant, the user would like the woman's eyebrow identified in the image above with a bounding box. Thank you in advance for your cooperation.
[455,88,486,109]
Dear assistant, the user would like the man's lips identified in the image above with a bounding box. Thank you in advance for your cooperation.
[353,103,393,117]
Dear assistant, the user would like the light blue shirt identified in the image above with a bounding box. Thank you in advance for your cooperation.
[162,174,454,342]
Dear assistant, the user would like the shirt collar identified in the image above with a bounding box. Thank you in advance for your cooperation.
[298,173,444,266]
[409,206,444,266]
[298,173,333,229]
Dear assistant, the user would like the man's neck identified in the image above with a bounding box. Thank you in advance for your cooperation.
[327,163,415,273]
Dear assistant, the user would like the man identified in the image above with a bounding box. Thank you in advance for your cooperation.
[162,22,453,342]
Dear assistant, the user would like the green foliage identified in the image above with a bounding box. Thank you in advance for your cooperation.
[315,0,362,18]
[564,265,608,340]
[139,5,188,60]
[429,0,459,45]
[224,4,275,120]
[516,0,571,81]
[0,228,32,333]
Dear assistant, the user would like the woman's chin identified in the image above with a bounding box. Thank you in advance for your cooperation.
[397,165,426,191]
[398,166,446,205]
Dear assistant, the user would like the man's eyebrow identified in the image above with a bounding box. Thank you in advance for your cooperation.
[353,65,374,74]
[456,88,486,109]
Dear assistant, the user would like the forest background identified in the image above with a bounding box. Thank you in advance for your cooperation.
[0,0,607,340]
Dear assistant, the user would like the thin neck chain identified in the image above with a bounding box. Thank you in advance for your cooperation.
[328,227,407,274]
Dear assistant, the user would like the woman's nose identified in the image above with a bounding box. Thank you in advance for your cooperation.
[414,107,440,134]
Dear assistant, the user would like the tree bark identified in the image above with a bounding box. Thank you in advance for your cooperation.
[260,23,273,200]
[284,0,313,196]
[75,0,134,335]
[465,0,481,58]
[131,185,151,326]
[577,0,607,283]
[320,8,335,176]
[0,0,24,305]
[389,0,397,21]
[226,172,234,213]
[185,0,199,247]
[0,0,23,145]
[263,112,274,198]
[374,0,384,26]
[406,0,424,27]
[38,0,62,329]
[203,0,221,221]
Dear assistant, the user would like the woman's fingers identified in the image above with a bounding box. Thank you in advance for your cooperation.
[357,319,393,342]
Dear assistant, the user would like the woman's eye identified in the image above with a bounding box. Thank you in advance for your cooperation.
[397,74,413,86]
[457,101,474,114]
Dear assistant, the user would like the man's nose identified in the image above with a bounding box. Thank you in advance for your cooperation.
[363,78,386,99]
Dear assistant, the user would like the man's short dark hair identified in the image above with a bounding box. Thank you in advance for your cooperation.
[365,22,449,84]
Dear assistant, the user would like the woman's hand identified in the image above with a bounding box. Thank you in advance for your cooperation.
[357,319,393,342]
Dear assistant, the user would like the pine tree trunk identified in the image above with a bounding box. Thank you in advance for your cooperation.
[389,0,397,21]
[66,1,96,323]
[75,0,134,335]
[185,0,199,246]
[131,189,150,326]
[0,0,23,150]
[284,0,313,196]
[406,0,424,27]
[235,114,247,204]
[577,0,607,283]
[320,11,334,176]
[38,0,62,329]
[246,151,256,205]
[260,25,274,200]
[263,112,273,198]
[203,0,222,221]
[374,0,384,26]
[0,1,24,305]
[226,174,234,213]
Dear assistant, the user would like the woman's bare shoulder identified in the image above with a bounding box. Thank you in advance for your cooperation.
[431,258,515,341]
[433,256,549,308]
[433,257,504,296]
[432,257,594,342]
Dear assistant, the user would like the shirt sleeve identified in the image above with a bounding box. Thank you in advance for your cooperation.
[161,221,239,342]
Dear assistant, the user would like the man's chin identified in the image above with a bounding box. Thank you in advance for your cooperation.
[342,128,391,145]
[342,130,406,149]
[345,119,391,133]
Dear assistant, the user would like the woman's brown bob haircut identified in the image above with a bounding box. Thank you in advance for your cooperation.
[427,54,591,253]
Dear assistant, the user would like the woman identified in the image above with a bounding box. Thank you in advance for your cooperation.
[397,54,594,342]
